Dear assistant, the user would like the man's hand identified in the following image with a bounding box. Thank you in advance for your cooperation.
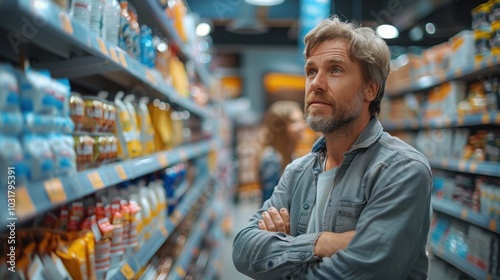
[314,231,356,258]
[258,207,290,235]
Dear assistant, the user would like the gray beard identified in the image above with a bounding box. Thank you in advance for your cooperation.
[306,113,358,134]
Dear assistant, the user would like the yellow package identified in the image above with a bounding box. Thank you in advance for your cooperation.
[169,56,190,97]
[123,94,143,157]
[55,234,88,280]
[80,231,96,280]
[149,102,173,151]
[136,97,156,155]
[114,92,142,159]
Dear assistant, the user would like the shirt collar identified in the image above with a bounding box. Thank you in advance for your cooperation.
[311,117,384,153]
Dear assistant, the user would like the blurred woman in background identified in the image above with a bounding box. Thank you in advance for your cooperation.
[257,100,305,203]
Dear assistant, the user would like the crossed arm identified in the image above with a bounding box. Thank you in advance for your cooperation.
[258,207,355,258]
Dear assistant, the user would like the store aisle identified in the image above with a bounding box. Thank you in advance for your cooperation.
[220,191,262,280]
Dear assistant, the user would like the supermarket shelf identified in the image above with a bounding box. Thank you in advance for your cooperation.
[387,55,500,96]
[128,0,212,87]
[382,111,500,131]
[432,197,500,234]
[168,191,221,280]
[0,0,210,118]
[110,174,210,280]
[431,245,499,280]
[429,158,500,177]
[202,206,225,280]
[9,141,214,224]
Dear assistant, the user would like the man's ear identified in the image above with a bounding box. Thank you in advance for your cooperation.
[364,82,378,102]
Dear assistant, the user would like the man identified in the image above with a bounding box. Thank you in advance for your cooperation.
[232,16,432,280]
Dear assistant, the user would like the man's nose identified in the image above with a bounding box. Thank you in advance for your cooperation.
[310,71,326,93]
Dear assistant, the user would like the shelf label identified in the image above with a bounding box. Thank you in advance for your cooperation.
[118,51,128,68]
[87,172,104,190]
[115,165,128,180]
[120,263,135,280]
[457,116,464,125]
[159,224,168,237]
[96,38,109,56]
[44,178,66,204]
[460,209,468,219]
[458,160,467,171]
[176,267,186,278]
[495,112,500,123]
[482,113,490,124]
[170,210,182,225]
[158,154,168,168]
[441,158,449,167]
[145,70,157,86]
[16,186,36,218]
[469,161,478,173]
[59,12,73,35]
[454,68,463,78]
[109,47,119,63]
[490,219,497,231]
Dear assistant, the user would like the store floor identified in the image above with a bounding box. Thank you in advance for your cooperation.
[220,191,262,280]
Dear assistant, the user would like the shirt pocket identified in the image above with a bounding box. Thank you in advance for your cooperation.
[333,199,366,232]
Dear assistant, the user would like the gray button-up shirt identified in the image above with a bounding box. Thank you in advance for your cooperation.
[233,118,432,279]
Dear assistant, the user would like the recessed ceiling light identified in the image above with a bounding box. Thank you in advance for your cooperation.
[376,24,399,39]
[244,0,284,6]
[425,23,436,34]
[196,22,211,37]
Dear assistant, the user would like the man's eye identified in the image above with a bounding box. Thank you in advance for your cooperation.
[330,67,342,73]
[307,69,317,76]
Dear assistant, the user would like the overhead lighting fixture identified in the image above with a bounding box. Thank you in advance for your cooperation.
[409,25,424,41]
[376,24,399,39]
[196,22,211,37]
[244,0,284,6]
[425,22,436,35]
[227,3,268,34]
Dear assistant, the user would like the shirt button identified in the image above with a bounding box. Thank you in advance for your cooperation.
[303,204,310,210]
[300,254,306,260]
[268,261,274,267]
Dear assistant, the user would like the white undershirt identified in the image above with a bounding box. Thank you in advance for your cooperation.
[306,166,338,233]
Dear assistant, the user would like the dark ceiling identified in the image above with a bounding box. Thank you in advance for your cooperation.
[187,0,484,55]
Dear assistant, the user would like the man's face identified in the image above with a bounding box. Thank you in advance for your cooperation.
[304,39,370,134]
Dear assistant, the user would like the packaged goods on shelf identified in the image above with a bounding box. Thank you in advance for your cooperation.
[114,91,142,159]
[169,56,190,97]
[449,30,475,72]
[70,0,92,29]
[423,81,467,119]
[89,0,105,37]
[104,0,121,46]
[136,96,156,155]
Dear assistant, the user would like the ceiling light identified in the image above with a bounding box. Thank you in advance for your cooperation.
[244,0,284,6]
[425,23,436,34]
[196,22,211,37]
[376,24,399,39]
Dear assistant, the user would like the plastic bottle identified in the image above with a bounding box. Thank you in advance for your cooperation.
[70,0,92,29]
[90,0,105,37]
[104,0,121,46]
[118,0,132,53]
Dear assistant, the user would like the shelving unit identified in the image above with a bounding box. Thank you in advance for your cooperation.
[432,197,499,233]
[386,55,500,97]
[428,158,500,177]
[382,111,500,131]
[7,140,217,223]
[0,0,210,117]
[430,245,499,280]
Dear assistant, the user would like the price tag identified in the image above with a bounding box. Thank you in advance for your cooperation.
[96,38,109,56]
[118,51,128,68]
[460,209,468,220]
[158,154,168,167]
[120,263,135,280]
[489,219,497,231]
[159,224,168,237]
[441,158,448,167]
[115,165,128,180]
[458,160,467,171]
[457,116,464,125]
[443,117,452,127]
[16,186,36,218]
[454,68,463,77]
[109,47,119,63]
[87,172,104,190]
[145,70,156,85]
[44,178,67,204]
[176,267,186,278]
[59,12,73,35]
[482,113,490,124]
